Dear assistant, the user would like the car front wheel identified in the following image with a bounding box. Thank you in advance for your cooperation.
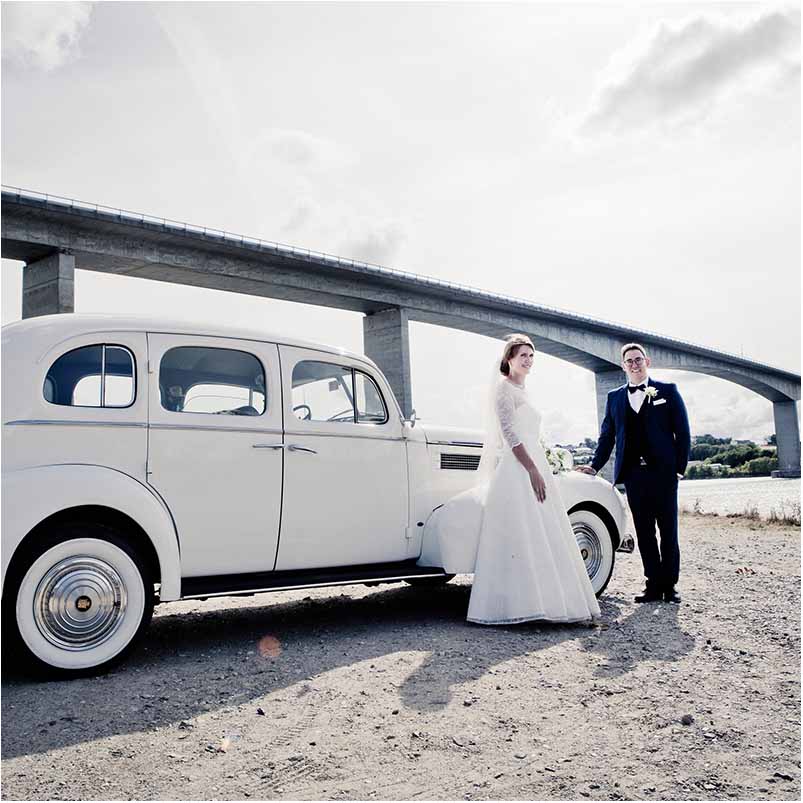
[3,523,154,678]
[569,508,615,597]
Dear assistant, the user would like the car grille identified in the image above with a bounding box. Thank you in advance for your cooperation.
[440,453,481,471]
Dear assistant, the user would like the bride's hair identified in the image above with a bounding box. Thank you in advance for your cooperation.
[499,334,535,376]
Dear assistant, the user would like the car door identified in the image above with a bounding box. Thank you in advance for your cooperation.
[276,346,410,571]
[147,333,283,578]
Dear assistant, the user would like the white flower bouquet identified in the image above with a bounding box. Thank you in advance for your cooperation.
[541,440,574,474]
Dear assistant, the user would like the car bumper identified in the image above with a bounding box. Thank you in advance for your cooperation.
[616,507,636,553]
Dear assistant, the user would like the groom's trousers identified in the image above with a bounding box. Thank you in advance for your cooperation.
[623,466,680,591]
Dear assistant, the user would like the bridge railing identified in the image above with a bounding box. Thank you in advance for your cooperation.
[1,184,797,380]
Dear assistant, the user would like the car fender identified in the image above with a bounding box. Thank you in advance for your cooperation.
[418,471,631,572]
[555,471,629,548]
[1,464,181,600]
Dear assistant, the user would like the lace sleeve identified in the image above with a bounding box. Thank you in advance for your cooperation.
[495,382,521,449]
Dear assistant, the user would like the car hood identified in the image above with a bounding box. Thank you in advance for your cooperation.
[419,423,484,446]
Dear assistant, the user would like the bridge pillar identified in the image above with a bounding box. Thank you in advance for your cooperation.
[594,368,624,481]
[773,400,801,478]
[22,251,75,318]
[363,307,413,418]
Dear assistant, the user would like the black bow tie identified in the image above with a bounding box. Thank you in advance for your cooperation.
[628,384,646,394]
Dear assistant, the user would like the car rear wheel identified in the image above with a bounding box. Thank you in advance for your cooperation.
[3,522,154,678]
[569,509,615,597]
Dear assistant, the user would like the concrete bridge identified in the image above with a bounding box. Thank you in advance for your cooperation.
[2,187,800,477]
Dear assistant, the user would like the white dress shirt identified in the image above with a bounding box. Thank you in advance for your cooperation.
[627,376,650,413]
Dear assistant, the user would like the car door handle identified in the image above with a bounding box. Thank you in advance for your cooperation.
[252,443,285,450]
[287,444,317,454]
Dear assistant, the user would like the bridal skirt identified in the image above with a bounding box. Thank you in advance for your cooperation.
[424,443,601,626]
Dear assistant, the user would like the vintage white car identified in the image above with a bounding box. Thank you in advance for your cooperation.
[1,314,634,676]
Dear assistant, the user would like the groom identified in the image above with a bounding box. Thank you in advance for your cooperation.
[577,343,691,603]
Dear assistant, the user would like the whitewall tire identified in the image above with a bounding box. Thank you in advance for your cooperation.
[5,524,154,677]
[569,508,615,597]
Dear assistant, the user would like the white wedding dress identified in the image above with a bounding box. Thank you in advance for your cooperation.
[424,379,601,625]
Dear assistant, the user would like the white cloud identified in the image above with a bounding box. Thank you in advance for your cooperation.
[338,219,407,265]
[256,129,355,172]
[655,369,782,442]
[579,7,800,137]
[541,407,597,446]
[1,1,93,71]
[239,128,408,265]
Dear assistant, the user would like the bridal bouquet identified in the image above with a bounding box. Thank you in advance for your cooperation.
[542,441,574,474]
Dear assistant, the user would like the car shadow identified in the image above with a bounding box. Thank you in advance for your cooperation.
[1,581,683,760]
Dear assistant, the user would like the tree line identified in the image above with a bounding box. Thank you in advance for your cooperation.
[686,434,778,479]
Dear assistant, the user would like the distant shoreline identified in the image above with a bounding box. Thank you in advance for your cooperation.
[680,474,798,481]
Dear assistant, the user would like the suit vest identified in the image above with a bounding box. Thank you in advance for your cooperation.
[623,397,651,474]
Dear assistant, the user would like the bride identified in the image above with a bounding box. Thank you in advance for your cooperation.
[426,334,600,625]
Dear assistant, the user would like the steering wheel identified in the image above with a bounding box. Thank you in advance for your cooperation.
[327,408,355,423]
[293,404,312,421]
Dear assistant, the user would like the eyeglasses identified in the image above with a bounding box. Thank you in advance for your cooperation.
[623,356,645,367]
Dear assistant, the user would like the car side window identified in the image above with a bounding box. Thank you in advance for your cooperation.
[44,344,136,408]
[160,346,266,416]
[355,371,388,424]
[291,361,388,424]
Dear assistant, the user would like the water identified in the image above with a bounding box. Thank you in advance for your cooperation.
[677,476,801,520]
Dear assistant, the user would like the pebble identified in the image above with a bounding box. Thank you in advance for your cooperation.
[681,714,695,725]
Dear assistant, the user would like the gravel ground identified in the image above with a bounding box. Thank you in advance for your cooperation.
[1,512,800,801]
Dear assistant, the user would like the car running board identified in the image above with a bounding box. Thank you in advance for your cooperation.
[180,560,449,600]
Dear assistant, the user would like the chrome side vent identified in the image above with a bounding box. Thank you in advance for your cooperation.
[440,453,481,471]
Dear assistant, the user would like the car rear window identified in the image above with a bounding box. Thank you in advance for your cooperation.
[44,344,136,408]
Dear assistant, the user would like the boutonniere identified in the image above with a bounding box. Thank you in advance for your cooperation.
[644,386,659,403]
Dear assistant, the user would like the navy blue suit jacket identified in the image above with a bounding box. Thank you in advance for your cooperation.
[591,379,691,485]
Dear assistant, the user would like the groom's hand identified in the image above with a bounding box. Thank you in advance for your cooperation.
[575,465,597,475]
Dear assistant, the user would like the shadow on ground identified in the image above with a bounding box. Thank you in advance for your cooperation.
[1,581,694,760]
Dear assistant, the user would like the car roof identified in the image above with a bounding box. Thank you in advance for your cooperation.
[1,313,373,367]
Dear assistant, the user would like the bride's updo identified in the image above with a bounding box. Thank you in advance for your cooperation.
[499,334,535,376]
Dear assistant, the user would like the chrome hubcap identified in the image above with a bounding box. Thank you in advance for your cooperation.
[33,557,128,651]
[573,523,603,580]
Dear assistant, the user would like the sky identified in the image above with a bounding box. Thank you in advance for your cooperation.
[1,1,800,444]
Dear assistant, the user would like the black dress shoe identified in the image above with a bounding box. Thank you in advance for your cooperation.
[634,588,663,603]
[663,588,681,603]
